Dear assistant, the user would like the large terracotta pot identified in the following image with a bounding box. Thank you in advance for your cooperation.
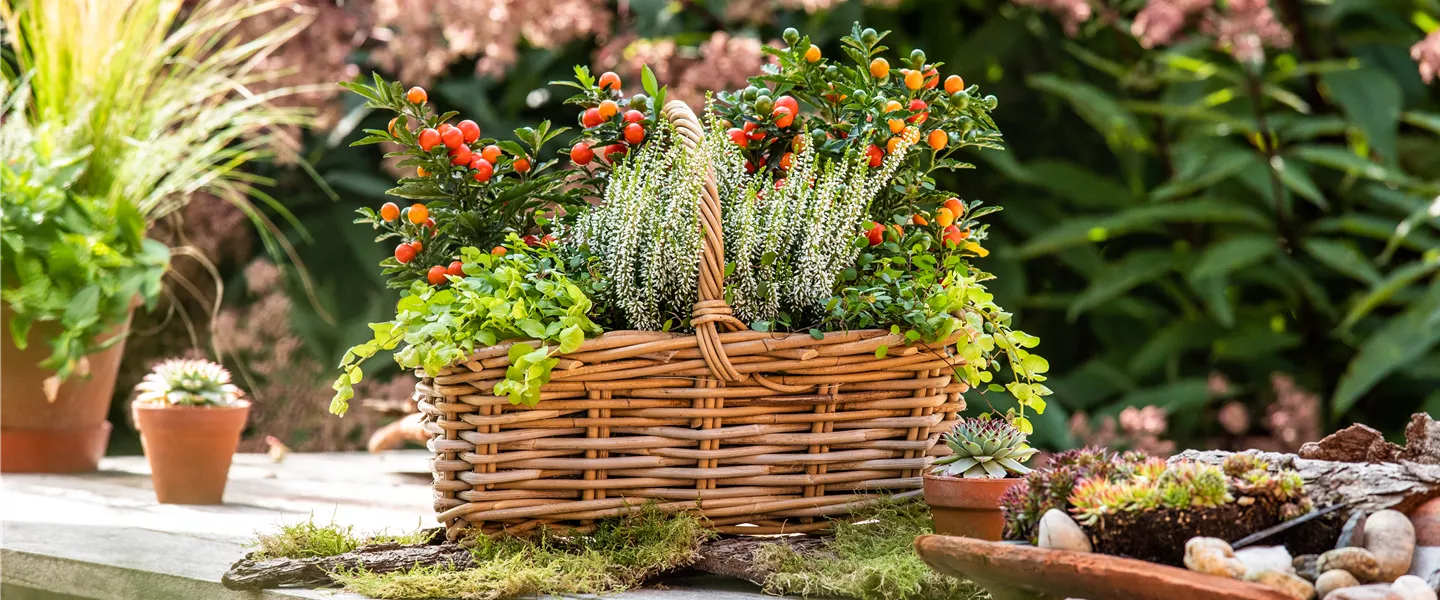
[132,401,250,504]
[923,473,1024,541]
[1,307,134,473]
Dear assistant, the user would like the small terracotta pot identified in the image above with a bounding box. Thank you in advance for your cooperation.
[923,473,1024,541]
[132,401,250,505]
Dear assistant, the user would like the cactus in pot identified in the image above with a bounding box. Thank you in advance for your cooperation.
[924,417,1038,540]
[132,358,251,504]
[931,417,1039,479]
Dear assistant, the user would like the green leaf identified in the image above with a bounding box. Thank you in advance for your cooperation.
[875,345,888,359]
[1333,280,1440,417]
[1339,254,1440,331]
[1189,235,1278,282]
[558,324,584,354]
[1302,238,1381,285]
[1274,158,1328,210]
[1019,200,1269,258]
[1028,74,1150,151]
[641,65,659,99]
[1127,318,1218,376]
[1068,251,1173,319]
[1322,68,1402,165]
[1290,145,1420,189]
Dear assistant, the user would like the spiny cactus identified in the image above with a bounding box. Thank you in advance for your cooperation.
[931,418,1038,479]
[134,358,244,407]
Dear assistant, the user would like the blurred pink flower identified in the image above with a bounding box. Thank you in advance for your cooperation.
[1202,0,1292,63]
[1132,0,1211,48]
[1207,371,1233,397]
[1070,405,1175,456]
[596,32,772,109]
[1218,401,1250,435]
[1013,0,1095,36]
[1267,372,1320,449]
[1414,30,1440,84]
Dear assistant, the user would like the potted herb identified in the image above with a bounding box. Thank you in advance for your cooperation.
[131,359,249,504]
[0,0,308,472]
[924,417,1039,540]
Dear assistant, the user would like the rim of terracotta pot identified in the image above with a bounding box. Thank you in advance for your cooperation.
[923,473,1025,508]
[132,400,251,429]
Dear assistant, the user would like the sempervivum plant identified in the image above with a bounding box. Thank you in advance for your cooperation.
[931,418,1038,479]
[134,359,244,407]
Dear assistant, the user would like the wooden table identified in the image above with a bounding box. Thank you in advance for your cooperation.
[0,451,777,600]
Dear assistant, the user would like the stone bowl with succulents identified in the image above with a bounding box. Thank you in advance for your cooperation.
[131,358,250,505]
[922,417,1039,541]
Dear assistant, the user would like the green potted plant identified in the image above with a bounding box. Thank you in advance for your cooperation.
[924,417,1039,540]
[0,0,308,472]
[132,358,249,504]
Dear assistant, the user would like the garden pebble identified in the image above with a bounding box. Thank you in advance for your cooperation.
[1246,569,1316,600]
[1296,554,1322,581]
[1319,547,1382,582]
[1407,547,1439,591]
[1364,510,1416,582]
[1390,576,1437,600]
[1322,584,1402,600]
[1339,512,1369,549]
[1037,509,1091,553]
[1316,570,1361,598]
[1237,546,1296,577]
[1184,537,1247,579]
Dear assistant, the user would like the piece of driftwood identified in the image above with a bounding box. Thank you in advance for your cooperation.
[913,534,1292,600]
[222,542,475,590]
[223,534,810,591]
[1175,449,1440,514]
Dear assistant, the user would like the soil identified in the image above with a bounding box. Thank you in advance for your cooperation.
[1088,501,1282,566]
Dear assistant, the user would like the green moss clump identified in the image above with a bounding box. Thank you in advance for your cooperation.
[250,516,431,560]
[332,507,712,600]
[755,499,987,600]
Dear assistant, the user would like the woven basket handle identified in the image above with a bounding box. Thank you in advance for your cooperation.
[662,100,745,381]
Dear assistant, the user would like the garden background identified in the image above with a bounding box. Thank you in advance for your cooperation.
[109,0,1440,456]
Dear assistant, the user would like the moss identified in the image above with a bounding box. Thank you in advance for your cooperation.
[755,499,988,600]
[331,507,712,600]
[250,516,431,560]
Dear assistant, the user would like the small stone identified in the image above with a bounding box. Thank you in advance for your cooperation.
[1316,570,1361,598]
[1319,548,1382,582]
[1364,510,1416,582]
[1407,546,1439,592]
[1185,536,1246,579]
[1037,509,1092,553]
[1295,554,1321,581]
[1323,584,1403,600]
[1246,569,1315,600]
[1339,512,1369,549]
[1412,497,1440,546]
[1236,546,1296,577]
[1390,576,1437,600]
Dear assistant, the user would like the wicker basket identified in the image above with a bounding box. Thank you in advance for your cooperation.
[418,101,965,540]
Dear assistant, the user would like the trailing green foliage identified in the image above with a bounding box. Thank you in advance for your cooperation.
[249,517,429,560]
[330,239,600,414]
[332,508,711,600]
[756,498,986,600]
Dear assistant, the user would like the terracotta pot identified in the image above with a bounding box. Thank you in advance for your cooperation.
[923,473,1024,541]
[1,307,134,473]
[132,401,250,505]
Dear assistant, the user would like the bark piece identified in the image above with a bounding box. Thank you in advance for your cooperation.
[1404,414,1440,465]
[222,543,475,590]
[688,535,824,586]
[1299,425,1402,464]
[1174,450,1440,515]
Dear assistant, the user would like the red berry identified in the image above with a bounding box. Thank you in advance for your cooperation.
[406,87,427,104]
[865,224,885,246]
[457,120,480,144]
[865,144,883,168]
[623,110,644,124]
[446,261,464,277]
[513,158,531,173]
[598,71,621,91]
[728,128,748,147]
[540,234,556,246]
[471,158,494,182]
[624,123,645,144]
[395,243,417,264]
[427,265,447,285]
[604,143,628,161]
[440,127,464,149]
[907,99,929,124]
[923,67,940,89]
[775,95,799,115]
[379,202,400,222]
[772,106,794,128]
[570,142,594,165]
[522,234,540,247]
[743,121,759,133]
[409,240,423,252]
[779,152,793,170]
[582,107,604,128]
[481,145,502,163]
[423,217,436,229]
[417,128,441,151]
[943,225,965,247]
[449,145,472,166]
[744,160,757,174]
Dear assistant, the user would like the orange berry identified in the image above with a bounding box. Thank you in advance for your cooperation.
[457,120,480,144]
[513,157,531,173]
[408,203,429,225]
[387,117,402,137]
[943,198,965,216]
[471,158,494,182]
[884,100,903,113]
[779,152,794,170]
[379,202,400,222]
[581,108,604,128]
[570,142,594,165]
[597,71,622,91]
[409,240,423,252]
[775,95,799,115]
[440,127,464,149]
[491,246,508,256]
[598,100,619,119]
[624,123,645,144]
[912,213,929,226]
[869,57,889,79]
[406,86,427,104]
[417,128,441,151]
[888,118,905,134]
[481,145,502,163]
[804,45,821,63]
[904,69,923,90]
[944,75,965,95]
[936,207,956,227]
[886,136,903,155]
[416,166,429,177]
[772,106,794,128]
[927,129,948,150]
[865,144,883,168]
[427,265,448,285]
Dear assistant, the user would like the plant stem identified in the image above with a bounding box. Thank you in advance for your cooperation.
[1244,70,1291,255]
